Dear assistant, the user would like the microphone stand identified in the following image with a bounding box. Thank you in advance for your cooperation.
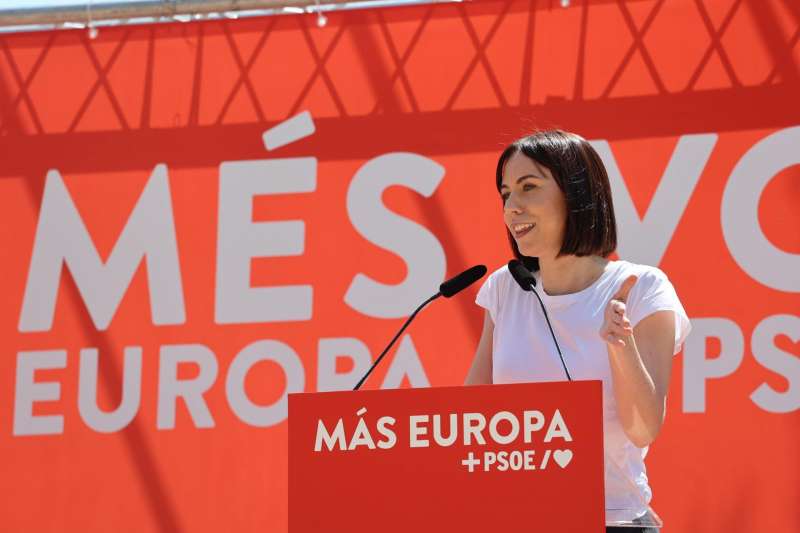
[352,293,441,391]
[508,260,572,381]
[529,284,572,381]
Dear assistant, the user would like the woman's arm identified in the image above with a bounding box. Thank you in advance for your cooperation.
[464,310,494,385]
[607,310,675,448]
[600,275,676,448]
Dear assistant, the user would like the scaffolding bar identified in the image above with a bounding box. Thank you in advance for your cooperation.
[0,0,459,27]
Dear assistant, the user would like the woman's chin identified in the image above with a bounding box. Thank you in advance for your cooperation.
[516,241,550,259]
[516,245,539,257]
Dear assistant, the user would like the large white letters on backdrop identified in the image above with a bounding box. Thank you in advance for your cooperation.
[13,130,800,436]
[19,165,185,332]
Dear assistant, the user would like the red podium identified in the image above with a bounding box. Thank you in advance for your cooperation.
[288,381,605,533]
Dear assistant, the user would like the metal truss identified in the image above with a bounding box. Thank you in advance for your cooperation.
[0,0,798,176]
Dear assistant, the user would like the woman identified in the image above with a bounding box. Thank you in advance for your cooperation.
[465,130,691,532]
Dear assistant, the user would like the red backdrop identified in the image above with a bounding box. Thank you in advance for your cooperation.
[0,1,798,532]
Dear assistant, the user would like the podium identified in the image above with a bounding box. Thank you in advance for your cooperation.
[289,381,605,532]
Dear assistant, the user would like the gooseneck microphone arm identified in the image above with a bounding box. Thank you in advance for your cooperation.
[507,260,572,381]
[352,293,440,391]
[530,284,572,381]
[352,264,488,391]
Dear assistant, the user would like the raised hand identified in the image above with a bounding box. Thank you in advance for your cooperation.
[600,275,638,347]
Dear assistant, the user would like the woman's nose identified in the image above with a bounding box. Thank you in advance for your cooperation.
[504,195,523,214]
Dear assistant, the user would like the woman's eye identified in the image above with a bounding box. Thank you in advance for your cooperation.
[523,183,536,191]
[501,194,510,204]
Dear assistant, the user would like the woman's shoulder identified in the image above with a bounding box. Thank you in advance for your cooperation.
[475,263,517,319]
[607,260,677,309]
[612,259,670,284]
[480,263,514,292]
[487,263,512,281]
[613,260,690,344]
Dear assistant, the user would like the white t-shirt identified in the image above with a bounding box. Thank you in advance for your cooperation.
[475,259,691,522]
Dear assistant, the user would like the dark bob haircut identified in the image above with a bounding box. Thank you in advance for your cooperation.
[496,129,617,272]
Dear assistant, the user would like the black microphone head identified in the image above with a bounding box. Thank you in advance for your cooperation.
[507,260,536,291]
[439,265,488,298]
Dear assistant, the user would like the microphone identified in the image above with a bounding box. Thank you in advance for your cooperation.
[353,265,488,390]
[507,260,536,290]
[507,260,572,381]
[440,265,488,297]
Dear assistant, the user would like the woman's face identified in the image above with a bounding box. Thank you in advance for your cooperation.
[500,152,567,258]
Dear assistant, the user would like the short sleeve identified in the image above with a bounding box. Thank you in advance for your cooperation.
[475,268,503,323]
[627,267,691,355]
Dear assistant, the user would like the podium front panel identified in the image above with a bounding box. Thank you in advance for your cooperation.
[289,381,604,533]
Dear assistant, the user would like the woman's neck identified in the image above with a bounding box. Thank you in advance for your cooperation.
[537,254,609,296]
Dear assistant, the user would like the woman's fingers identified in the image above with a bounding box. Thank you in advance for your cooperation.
[608,323,632,337]
[601,317,633,346]
[601,293,633,347]
[606,333,626,347]
[611,313,631,326]
[612,275,638,303]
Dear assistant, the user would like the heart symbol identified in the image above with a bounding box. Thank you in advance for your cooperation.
[553,449,573,469]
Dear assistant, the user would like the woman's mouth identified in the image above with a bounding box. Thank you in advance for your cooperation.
[512,222,535,238]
